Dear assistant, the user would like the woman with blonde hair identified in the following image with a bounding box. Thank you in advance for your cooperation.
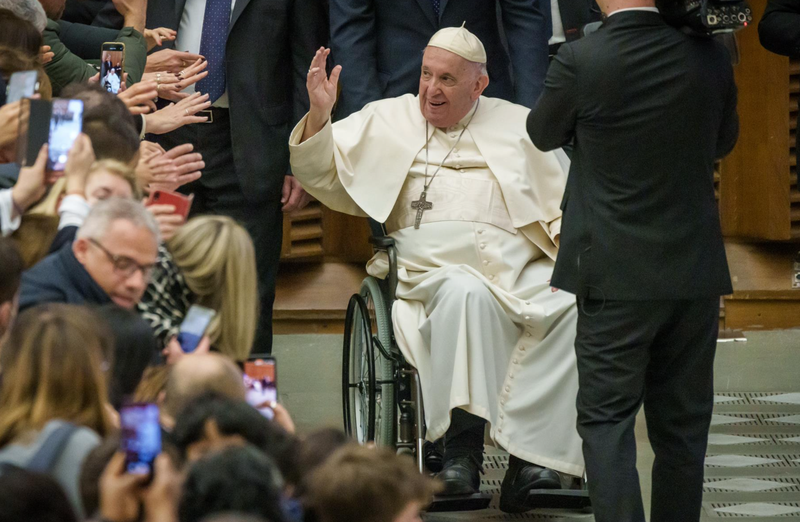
[139,215,259,363]
[0,303,113,517]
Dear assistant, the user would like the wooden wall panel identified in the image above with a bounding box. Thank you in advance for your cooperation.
[719,0,791,239]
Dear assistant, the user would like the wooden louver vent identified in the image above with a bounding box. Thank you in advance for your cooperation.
[280,201,324,260]
[790,58,800,238]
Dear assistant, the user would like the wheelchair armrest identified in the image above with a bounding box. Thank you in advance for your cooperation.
[369,235,396,249]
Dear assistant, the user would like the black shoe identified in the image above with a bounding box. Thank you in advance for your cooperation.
[435,454,482,496]
[424,439,444,473]
[499,456,562,513]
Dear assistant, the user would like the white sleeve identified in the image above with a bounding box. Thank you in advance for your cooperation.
[0,189,21,237]
[58,194,91,230]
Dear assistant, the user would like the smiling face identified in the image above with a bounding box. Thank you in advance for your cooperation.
[418,46,489,129]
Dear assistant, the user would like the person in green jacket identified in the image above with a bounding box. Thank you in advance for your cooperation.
[40,0,147,96]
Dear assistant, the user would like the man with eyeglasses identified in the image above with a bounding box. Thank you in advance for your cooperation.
[18,198,159,312]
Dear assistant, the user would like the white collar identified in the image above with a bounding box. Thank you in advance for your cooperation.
[607,7,659,17]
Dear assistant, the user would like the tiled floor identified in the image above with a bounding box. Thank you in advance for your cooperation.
[273,330,800,521]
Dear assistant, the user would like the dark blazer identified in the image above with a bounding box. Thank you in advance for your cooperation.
[19,243,112,312]
[145,0,325,201]
[759,0,800,57]
[330,0,550,118]
[556,0,603,42]
[527,11,739,300]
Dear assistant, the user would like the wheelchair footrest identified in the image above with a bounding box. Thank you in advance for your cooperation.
[427,492,492,512]
[523,489,592,510]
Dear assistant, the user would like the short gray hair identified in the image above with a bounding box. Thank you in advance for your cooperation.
[0,0,47,32]
[77,198,161,245]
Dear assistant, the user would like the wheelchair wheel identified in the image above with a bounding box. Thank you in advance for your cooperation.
[342,277,396,448]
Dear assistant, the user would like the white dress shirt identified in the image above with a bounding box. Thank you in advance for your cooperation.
[607,6,660,17]
[0,189,20,237]
[549,0,567,46]
[174,0,237,108]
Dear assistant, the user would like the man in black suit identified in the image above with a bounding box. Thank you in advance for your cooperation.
[547,0,603,58]
[329,0,550,117]
[139,0,325,354]
[527,0,739,520]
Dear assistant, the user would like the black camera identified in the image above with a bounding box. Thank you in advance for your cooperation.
[658,0,752,36]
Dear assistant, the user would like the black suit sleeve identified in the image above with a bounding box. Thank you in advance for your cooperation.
[330,0,384,118]
[759,0,800,57]
[716,71,739,159]
[526,44,578,151]
[290,0,327,126]
[56,20,121,60]
[499,0,551,107]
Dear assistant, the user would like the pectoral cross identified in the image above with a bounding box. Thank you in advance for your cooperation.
[411,190,433,229]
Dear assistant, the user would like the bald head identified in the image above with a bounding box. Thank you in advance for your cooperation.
[164,353,245,418]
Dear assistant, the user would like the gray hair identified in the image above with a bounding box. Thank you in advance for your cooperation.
[77,198,161,245]
[0,0,47,32]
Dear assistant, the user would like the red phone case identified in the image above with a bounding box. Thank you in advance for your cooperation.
[146,190,193,219]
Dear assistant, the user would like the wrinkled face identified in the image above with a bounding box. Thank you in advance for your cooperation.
[73,219,158,309]
[85,171,134,206]
[419,46,489,129]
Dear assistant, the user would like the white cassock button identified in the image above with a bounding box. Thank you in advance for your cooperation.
[499,412,504,419]
[480,243,486,250]
[450,134,458,139]
[459,169,465,173]
[512,359,518,365]
[524,315,530,320]
[525,301,531,305]
[477,229,484,234]
[520,346,526,351]
[505,385,511,392]
[500,399,506,405]
[489,275,495,281]
[483,260,489,266]
[509,374,514,379]
[498,427,503,433]
[455,164,461,169]
[526,332,532,338]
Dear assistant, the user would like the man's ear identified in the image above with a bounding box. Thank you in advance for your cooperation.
[73,237,89,264]
[474,73,490,99]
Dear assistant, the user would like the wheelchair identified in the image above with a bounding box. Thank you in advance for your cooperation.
[342,223,591,513]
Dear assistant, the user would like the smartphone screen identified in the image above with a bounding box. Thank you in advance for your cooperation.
[177,305,216,353]
[120,403,161,476]
[47,99,83,171]
[7,71,38,104]
[100,43,124,94]
[244,357,277,420]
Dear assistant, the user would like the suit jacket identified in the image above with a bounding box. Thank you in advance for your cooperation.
[527,11,739,300]
[330,0,550,118]
[19,243,112,312]
[759,0,800,57]
[145,0,325,201]
[556,0,603,42]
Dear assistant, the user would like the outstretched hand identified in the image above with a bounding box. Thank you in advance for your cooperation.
[304,47,341,139]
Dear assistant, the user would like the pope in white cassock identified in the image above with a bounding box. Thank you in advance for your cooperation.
[289,26,583,513]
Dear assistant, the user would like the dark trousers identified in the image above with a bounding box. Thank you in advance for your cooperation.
[154,108,282,354]
[575,298,719,522]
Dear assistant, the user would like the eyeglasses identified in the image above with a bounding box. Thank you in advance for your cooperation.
[89,238,155,279]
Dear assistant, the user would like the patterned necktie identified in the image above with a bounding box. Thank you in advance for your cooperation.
[195,0,231,103]
[430,0,440,17]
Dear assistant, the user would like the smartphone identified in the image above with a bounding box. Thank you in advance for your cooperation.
[146,189,194,219]
[177,304,216,353]
[16,98,51,167]
[47,99,84,171]
[120,403,161,477]
[244,356,278,420]
[6,71,39,104]
[100,42,125,94]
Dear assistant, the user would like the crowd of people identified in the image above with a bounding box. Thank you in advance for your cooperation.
[0,0,453,521]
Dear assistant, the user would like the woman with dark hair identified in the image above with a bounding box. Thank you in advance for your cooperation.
[95,304,158,409]
[0,467,78,522]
